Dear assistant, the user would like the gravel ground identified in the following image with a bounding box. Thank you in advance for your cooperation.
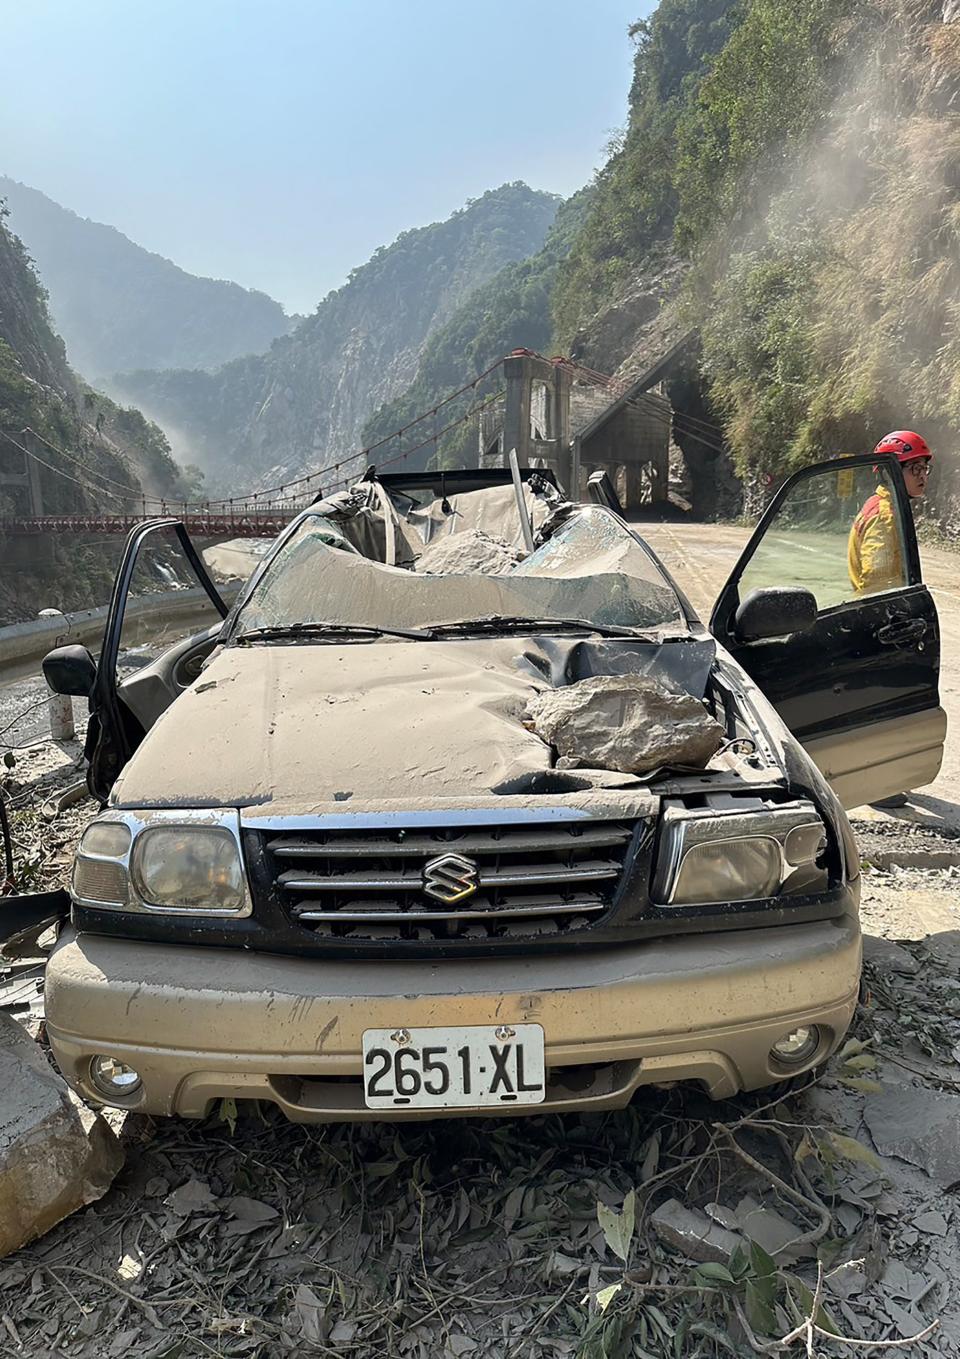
[0,677,68,752]
[860,862,960,942]
[3,754,960,1357]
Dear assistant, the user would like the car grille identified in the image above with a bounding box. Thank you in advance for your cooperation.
[259,819,641,942]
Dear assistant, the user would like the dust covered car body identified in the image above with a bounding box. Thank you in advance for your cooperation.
[34,456,944,1121]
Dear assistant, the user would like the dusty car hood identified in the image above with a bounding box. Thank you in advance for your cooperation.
[112,639,563,813]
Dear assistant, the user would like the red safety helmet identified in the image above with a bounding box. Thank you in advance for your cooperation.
[873,430,932,464]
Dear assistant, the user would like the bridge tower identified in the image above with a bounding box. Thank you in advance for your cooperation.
[480,351,576,490]
[0,429,44,518]
[0,430,55,569]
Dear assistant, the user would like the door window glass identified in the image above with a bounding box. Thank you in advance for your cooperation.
[116,527,225,687]
[739,462,910,612]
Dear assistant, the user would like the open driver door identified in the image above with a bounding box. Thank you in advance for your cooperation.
[710,454,945,809]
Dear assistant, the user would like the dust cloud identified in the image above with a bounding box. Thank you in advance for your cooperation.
[703,0,960,529]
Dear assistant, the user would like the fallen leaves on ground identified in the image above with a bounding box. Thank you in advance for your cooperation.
[1,760,958,1357]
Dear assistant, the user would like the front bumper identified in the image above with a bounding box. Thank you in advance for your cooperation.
[46,910,861,1121]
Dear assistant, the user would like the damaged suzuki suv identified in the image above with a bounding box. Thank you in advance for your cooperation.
[31,455,945,1121]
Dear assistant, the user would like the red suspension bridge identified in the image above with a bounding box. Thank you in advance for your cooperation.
[1,338,716,539]
[0,358,514,538]
[0,509,298,537]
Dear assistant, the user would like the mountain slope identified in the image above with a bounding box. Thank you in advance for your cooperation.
[0,176,294,379]
[360,189,594,470]
[549,0,960,529]
[0,204,197,620]
[673,0,953,491]
[111,183,560,489]
[551,0,738,347]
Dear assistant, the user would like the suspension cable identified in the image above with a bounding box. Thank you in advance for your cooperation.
[0,430,128,505]
[22,426,145,496]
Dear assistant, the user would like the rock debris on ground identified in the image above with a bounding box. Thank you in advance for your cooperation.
[0,1013,123,1258]
[2,750,960,1354]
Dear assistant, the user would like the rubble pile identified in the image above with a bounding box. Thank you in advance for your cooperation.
[0,738,95,897]
[0,1036,955,1356]
[1,724,960,1354]
[415,527,522,575]
[525,674,724,774]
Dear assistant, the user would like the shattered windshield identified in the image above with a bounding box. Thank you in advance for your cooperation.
[231,504,685,637]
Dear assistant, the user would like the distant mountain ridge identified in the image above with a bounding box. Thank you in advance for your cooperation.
[0,176,295,380]
[111,182,560,490]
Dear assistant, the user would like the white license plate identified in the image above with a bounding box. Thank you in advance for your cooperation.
[361,1024,545,1110]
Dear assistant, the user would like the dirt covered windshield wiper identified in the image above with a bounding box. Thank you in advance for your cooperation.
[234,618,662,644]
[428,616,658,640]
[234,622,434,644]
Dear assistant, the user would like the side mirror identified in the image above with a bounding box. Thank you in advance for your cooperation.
[586,470,624,514]
[42,644,98,697]
[735,587,817,642]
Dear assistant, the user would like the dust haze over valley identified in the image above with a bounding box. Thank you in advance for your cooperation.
[0,0,639,618]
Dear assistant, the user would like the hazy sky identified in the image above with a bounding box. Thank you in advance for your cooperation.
[1,1,652,313]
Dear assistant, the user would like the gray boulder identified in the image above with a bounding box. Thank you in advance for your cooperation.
[524,674,724,775]
[863,1086,960,1190]
[0,1013,123,1257]
[651,1199,743,1264]
[416,528,521,576]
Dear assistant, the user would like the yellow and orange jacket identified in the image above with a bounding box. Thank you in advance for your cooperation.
[847,484,903,594]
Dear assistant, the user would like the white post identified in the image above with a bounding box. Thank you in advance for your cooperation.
[508,448,535,554]
[38,609,75,741]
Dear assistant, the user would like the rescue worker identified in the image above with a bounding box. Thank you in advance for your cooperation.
[848,430,932,595]
[848,430,933,808]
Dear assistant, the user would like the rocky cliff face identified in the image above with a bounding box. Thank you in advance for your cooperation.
[568,247,687,378]
[551,0,960,527]
[0,205,190,510]
[566,248,740,518]
[0,177,294,381]
[0,204,198,620]
[0,210,70,401]
[111,183,560,491]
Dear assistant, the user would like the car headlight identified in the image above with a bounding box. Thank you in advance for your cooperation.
[131,826,247,912]
[73,820,132,906]
[71,812,250,916]
[651,798,829,906]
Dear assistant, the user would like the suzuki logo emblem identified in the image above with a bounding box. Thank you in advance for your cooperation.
[422,853,480,904]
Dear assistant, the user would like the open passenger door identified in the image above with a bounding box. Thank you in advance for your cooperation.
[710,454,945,809]
[44,519,229,802]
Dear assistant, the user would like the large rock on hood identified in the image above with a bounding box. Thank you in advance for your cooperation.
[415,527,521,576]
[0,1014,123,1257]
[524,674,724,775]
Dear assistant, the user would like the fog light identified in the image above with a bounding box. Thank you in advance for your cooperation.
[771,1025,820,1066]
[89,1055,142,1098]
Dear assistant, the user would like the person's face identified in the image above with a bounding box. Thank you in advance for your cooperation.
[902,458,930,499]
